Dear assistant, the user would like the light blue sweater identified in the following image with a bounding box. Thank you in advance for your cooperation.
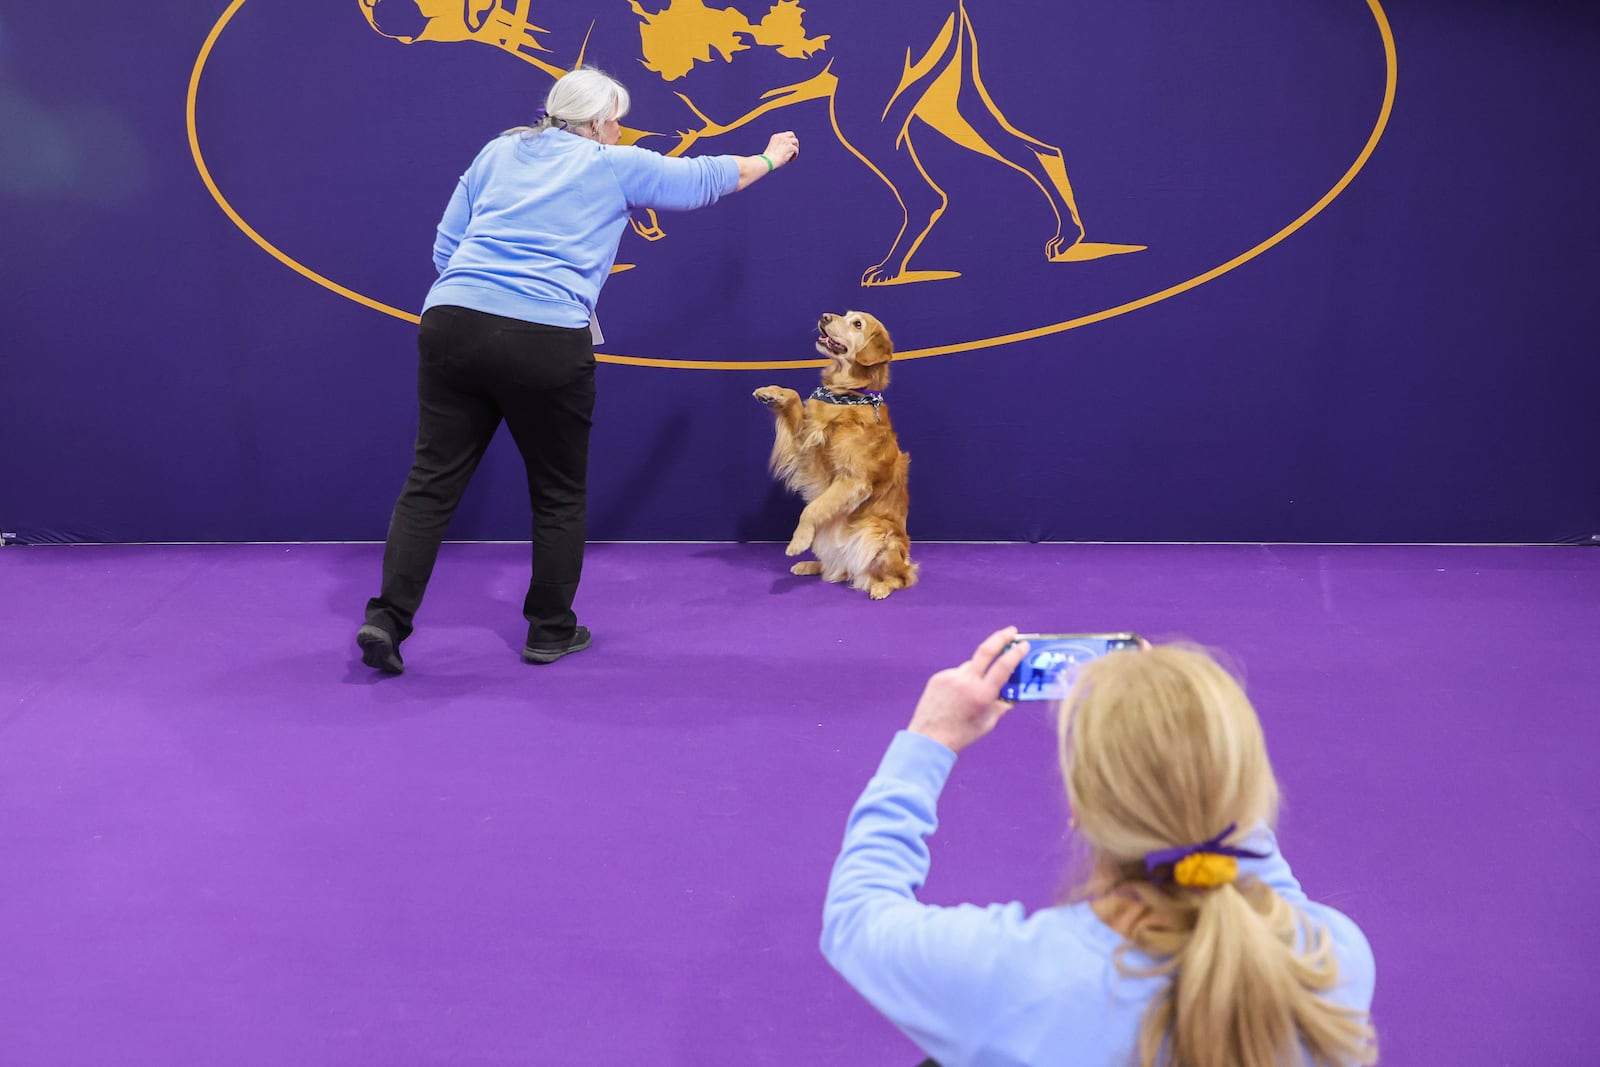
[822,730,1376,1067]
[423,129,739,328]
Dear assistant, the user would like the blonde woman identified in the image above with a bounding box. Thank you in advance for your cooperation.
[821,627,1376,1067]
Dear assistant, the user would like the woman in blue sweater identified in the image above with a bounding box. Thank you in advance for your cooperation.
[358,67,798,673]
[822,628,1377,1067]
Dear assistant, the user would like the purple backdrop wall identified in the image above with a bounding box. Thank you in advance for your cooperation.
[2,1,1596,544]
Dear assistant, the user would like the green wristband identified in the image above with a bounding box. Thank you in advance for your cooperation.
[759,153,775,173]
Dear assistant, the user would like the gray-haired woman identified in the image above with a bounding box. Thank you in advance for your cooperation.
[358,67,798,673]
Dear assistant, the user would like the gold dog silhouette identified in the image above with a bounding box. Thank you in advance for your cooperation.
[358,0,1144,284]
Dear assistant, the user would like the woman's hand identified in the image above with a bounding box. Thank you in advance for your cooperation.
[763,131,799,168]
[907,627,1031,754]
[733,132,801,192]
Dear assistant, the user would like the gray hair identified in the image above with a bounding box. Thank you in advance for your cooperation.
[503,67,630,138]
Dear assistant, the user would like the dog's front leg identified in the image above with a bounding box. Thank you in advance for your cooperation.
[787,479,869,556]
[754,386,805,472]
[753,386,803,431]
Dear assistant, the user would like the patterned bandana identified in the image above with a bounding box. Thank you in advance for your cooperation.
[810,387,884,410]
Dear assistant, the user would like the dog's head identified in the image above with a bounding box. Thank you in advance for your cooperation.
[816,311,893,391]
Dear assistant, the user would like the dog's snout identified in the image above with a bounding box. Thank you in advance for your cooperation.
[819,313,833,327]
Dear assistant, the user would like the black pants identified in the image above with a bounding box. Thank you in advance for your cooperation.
[365,305,596,647]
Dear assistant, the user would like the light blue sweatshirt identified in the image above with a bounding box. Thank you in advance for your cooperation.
[822,730,1376,1067]
[423,129,739,328]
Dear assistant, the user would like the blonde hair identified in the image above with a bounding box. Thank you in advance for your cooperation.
[1057,645,1376,1067]
[504,66,631,138]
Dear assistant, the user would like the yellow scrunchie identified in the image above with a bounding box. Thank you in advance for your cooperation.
[1173,852,1239,888]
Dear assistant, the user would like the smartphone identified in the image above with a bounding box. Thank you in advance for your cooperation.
[1000,633,1143,702]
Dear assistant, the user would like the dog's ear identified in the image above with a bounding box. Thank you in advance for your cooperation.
[855,319,894,366]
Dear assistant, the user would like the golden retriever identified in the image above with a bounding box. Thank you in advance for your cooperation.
[753,312,918,599]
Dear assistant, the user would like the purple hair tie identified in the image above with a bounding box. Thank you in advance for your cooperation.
[1143,823,1270,880]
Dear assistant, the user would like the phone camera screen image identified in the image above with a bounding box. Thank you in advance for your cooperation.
[1001,634,1142,702]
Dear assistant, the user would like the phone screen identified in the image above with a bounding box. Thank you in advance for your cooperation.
[1000,633,1142,702]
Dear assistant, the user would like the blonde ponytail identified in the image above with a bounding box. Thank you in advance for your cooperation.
[1143,880,1373,1067]
[1058,645,1377,1067]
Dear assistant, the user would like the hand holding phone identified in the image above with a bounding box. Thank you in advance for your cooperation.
[906,627,1032,753]
[1000,633,1142,702]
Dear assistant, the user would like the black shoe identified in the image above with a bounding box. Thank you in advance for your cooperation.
[357,624,404,675]
[522,626,591,665]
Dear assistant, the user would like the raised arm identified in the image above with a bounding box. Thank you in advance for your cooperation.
[607,131,801,211]
[820,629,1035,1063]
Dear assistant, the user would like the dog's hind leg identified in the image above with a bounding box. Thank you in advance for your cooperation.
[838,520,916,600]
[865,578,902,600]
[864,540,918,600]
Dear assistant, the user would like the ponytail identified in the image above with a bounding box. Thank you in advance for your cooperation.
[1112,873,1375,1067]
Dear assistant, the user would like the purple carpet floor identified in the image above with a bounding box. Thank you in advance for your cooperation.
[1,542,1596,1065]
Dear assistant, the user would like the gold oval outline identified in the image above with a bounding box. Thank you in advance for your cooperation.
[186,1,1397,372]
